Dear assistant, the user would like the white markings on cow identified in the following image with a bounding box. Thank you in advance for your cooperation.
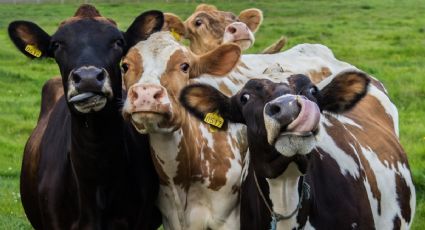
[316,116,360,178]
[266,162,302,230]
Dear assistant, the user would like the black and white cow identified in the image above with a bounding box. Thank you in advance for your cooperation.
[180,70,415,229]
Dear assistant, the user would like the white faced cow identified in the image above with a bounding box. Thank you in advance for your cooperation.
[180,70,416,229]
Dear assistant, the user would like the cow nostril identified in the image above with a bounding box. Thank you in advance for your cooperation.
[227,26,237,34]
[268,104,281,117]
[96,71,105,82]
[130,90,138,102]
[153,90,163,100]
[72,73,81,84]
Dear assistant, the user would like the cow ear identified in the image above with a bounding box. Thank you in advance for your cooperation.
[180,84,244,124]
[318,70,370,113]
[162,13,186,40]
[238,8,263,33]
[190,43,241,78]
[125,10,164,51]
[8,21,52,59]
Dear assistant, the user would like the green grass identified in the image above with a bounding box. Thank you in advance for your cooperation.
[0,0,424,229]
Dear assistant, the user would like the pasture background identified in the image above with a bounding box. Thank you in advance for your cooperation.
[0,0,423,229]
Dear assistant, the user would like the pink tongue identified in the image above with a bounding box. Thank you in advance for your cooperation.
[286,97,320,132]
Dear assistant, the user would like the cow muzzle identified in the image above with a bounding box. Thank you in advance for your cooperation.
[124,83,172,133]
[264,95,320,157]
[223,22,255,50]
[67,66,112,113]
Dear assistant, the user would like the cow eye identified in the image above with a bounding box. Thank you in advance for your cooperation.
[240,93,250,105]
[309,86,318,95]
[195,18,202,27]
[121,63,129,73]
[113,39,125,48]
[51,41,62,51]
[180,63,190,73]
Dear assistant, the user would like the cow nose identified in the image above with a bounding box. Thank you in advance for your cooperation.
[128,84,166,111]
[264,95,301,127]
[225,22,249,36]
[71,66,106,92]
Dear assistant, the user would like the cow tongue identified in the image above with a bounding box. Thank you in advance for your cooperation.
[286,97,320,133]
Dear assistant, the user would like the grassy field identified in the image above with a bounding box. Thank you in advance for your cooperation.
[0,0,424,229]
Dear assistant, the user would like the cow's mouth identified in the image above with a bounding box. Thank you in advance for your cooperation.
[68,92,108,113]
[130,111,172,134]
[264,96,320,157]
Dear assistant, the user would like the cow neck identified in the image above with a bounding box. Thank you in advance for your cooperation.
[69,101,126,182]
[265,162,307,229]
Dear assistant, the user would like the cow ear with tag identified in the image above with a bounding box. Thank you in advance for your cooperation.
[162,13,186,41]
[180,83,245,125]
[8,21,53,59]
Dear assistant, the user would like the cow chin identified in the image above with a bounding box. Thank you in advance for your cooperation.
[73,96,108,113]
[130,112,177,134]
[274,135,316,157]
[233,39,253,50]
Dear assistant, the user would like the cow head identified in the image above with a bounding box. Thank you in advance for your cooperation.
[121,31,241,134]
[167,4,263,54]
[180,71,369,178]
[8,4,163,114]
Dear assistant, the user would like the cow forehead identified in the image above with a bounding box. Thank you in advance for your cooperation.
[133,32,188,84]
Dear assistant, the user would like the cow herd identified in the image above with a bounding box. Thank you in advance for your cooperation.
[7,4,415,230]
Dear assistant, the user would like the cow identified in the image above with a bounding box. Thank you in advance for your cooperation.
[164,4,286,55]
[8,4,163,229]
[179,71,416,229]
[120,31,403,229]
[121,31,246,229]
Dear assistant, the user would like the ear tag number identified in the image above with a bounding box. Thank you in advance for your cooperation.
[25,44,42,58]
[204,111,224,129]
[170,29,182,41]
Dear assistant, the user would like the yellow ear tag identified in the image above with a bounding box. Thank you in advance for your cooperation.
[25,44,42,58]
[170,29,182,41]
[204,111,224,129]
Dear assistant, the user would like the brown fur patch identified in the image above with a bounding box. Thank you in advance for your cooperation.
[191,44,241,77]
[308,67,332,84]
[16,25,37,46]
[173,118,236,191]
[122,48,143,90]
[150,147,170,185]
[59,5,116,27]
[195,4,218,12]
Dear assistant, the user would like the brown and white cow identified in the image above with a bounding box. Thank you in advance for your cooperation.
[180,71,416,229]
[121,31,246,229]
[163,4,281,55]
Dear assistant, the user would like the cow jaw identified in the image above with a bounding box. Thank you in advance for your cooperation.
[264,95,320,157]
